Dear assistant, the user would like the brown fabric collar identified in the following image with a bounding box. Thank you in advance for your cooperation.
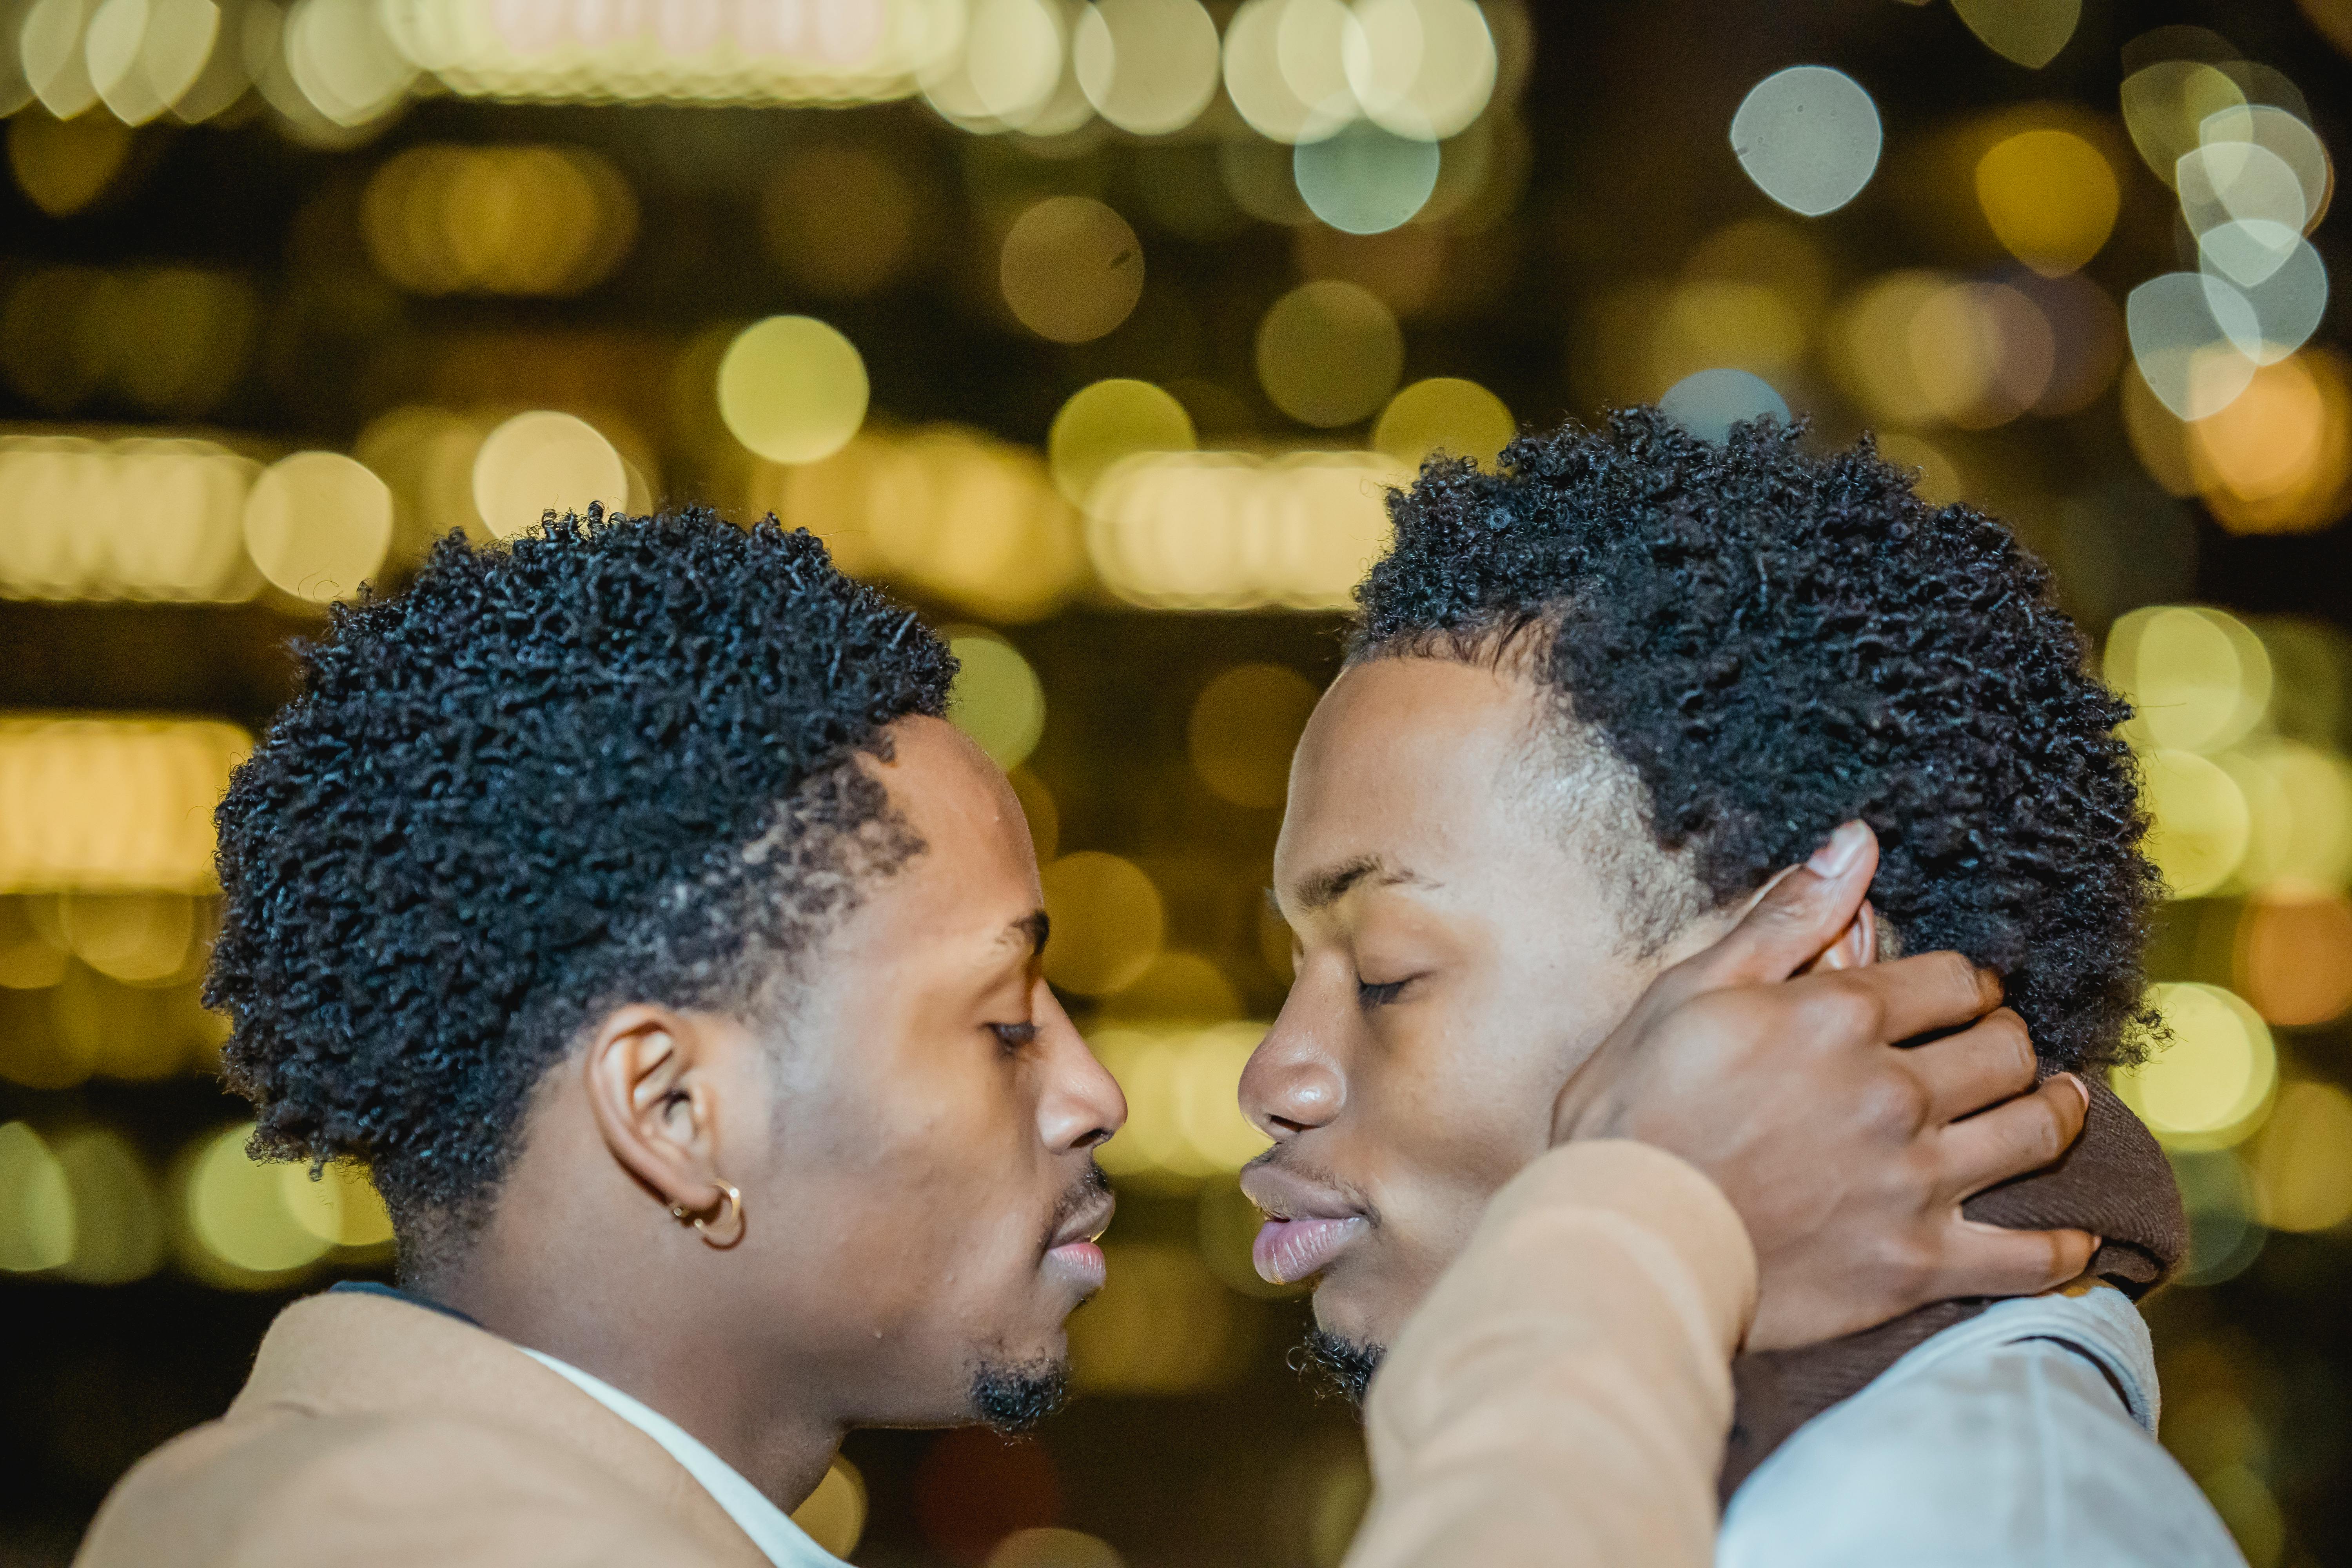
[1718,1080,2186,1501]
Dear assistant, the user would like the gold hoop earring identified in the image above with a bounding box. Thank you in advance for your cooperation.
[670,1182,746,1249]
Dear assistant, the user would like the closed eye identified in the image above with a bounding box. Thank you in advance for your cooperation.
[1357,978,1410,1009]
[990,1022,1039,1053]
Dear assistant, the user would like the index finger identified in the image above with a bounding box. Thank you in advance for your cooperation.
[1671,821,1878,995]
[1817,949,2004,1046]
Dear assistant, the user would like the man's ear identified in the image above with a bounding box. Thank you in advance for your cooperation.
[581,1004,730,1218]
[1804,899,1881,974]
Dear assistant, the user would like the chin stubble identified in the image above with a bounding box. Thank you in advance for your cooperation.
[969,1357,1070,1433]
[1295,1329,1386,1408]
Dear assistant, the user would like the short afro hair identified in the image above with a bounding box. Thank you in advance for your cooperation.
[1352,408,2163,1073]
[207,507,955,1228]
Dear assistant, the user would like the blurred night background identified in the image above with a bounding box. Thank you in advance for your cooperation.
[2,0,2350,1563]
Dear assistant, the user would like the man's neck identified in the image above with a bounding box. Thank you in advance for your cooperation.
[419,1254,844,1512]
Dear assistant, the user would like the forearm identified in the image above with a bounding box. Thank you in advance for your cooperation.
[1345,1142,1757,1568]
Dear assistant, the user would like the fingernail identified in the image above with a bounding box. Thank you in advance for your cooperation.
[1806,820,1867,878]
[2060,1072,2091,1113]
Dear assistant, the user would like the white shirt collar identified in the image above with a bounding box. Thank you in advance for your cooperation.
[517,1347,843,1568]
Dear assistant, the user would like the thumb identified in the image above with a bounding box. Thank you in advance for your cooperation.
[1680,820,1880,991]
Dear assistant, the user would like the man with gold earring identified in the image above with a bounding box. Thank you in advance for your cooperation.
[75,509,2093,1568]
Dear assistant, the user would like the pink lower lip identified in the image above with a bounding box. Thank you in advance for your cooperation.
[1252,1216,1368,1284]
[1047,1240,1107,1292]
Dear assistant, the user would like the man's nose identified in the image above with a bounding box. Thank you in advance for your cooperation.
[1238,1009,1345,1139]
[1037,987,1127,1152]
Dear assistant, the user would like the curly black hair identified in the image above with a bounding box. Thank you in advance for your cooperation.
[207,506,955,1230]
[1352,408,2163,1073]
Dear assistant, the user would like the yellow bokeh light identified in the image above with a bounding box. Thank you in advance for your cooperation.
[1871,431,1965,507]
[1907,280,2056,428]
[760,425,1091,623]
[1086,449,1400,610]
[0,435,259,604]
[2235,891,2352,1027]
[241,450,393,604]
[2232,740,2352,894]
[1372,377,1514,470]
[1256,280,1404,428]
[471,411,628,539]
[2120,59,2246,187]
[1047,378,1198,507]
[986,1526,1127,1568]
[2108,604,2273,754]
[0,715,250,893]
[1073,0,1221,136]
[0,1120,73,1273]
[999,196,1145,345]
[1189,664,1319,808]
[1346,0,1497,141]
[946,631,1047,771]
[1092,1022,1272,1182]
[791,1457,868,1560]
[1039,852,1165,995]
[1101,951,1244,1024]
[1975,129,2118,275]
[1650,279,1807,393]
[2139,749,2252,899]
[2188,351,2352,537]
[183,1123,334,1280]
[361,144,638,298]
[2114,982,2276,1148]
[717,316,869,467]
[1221,0,1356,144]
[62,891,195,984]
[1065,1240,1241,1392]
[2250,1081,2352,1233]
[53,1126,163,1285]
[1950,0,2080,69]
[920,0,1067,131]
[1829,271,1956,426]
[276,1160,394,1248]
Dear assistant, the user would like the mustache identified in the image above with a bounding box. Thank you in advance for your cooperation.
[1041,1159,1112,1249]
[1241,1146,1382,1229]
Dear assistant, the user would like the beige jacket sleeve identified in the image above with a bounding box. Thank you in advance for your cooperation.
[1345,1140,1759,1568]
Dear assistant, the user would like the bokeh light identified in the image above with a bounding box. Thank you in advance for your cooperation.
[716,316,870,466]
[2187,352,2352,536]
[1951,0,2080,69]
[242,450,393,604]
[1085,449,1399,610]
[0,1121,73,1273]
[986,1527,1126,1568]
[1039,852,1165,995]
[1092,1022,1271,1182]
[1255,281,1404,427]
[275,1160,393,1249]
[999,196,1144,344]
[1660,368,1790,442]
[761,425,1091,622]
[791,1457,868,1560]
[2141,749,2252,898]
[51,1127,163,1284]
[2250,1082,2352,1233]
[1370,376,1513,469]
[180,1122,335,1281]
[1293,122,1440,234]
[2122,58,2247,188]
[1073,0,1220,136]
[1189,664,1319,808]
[1730,66,1882,216]
[1066,1240,1244,1392]
[1345,0,1497,140]
[946,630,1047,770]
[0,716,250,892]
[1974,128,2118,275]
[2108,604,2274,754]
[2114,982,2278,1149]
[470,411,628,539]
[361,144,638,297]
[1046,378,1197,507]
[0,435,258,603]
[2129,273,2259,421]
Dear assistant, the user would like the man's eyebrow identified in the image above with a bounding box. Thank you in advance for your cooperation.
[1287,855,1424,914]
[1001,909,1050,956]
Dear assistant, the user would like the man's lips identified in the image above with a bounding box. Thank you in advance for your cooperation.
[1045,1192,1115,1293]
[1239,1162,1368,1285]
